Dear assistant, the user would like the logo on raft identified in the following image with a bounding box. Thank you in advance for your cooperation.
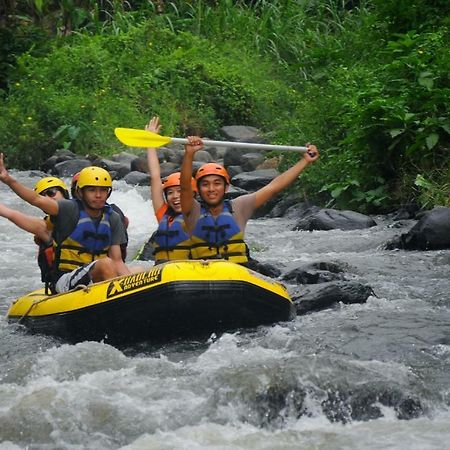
[106,268,163,298]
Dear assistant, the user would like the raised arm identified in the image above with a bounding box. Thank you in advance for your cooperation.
[0,203,51,242]
[254,144,320,209]
[0,153,59,216]
[180,136,203,217]
[145,116,165,214]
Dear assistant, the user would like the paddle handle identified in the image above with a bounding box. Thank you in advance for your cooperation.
[170,137,308,153]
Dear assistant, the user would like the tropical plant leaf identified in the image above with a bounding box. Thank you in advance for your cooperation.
[425,133,439,150]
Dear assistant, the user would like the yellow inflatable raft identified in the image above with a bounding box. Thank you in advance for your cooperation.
[7,260,295,344]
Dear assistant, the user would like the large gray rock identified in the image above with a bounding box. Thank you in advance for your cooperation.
[231,169,279,191]
[130,155,148,173]
[246,259,282,278]
[293,208,377,231]
[283,261,348,285]
[221,126,267,168]
[220,125,265,143]
[227,165,244,179]
[123,171,150,186]
[53,159,91,176]
[193,150,214,163]
[159,162,179,178]
[267,193,312,218]
[284,204,320,220]
[293,281,374,315]
[385,206,450,250]
[252,195,282,219]
[203,144,226,159]
[111,151,138,166]
[225,185,249,199]
[93,159,130,179]
[241,153,265,171]
[41,149,78,173]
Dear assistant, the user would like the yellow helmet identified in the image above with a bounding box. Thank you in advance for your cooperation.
[77,166,112,189]
[34,177,69,198]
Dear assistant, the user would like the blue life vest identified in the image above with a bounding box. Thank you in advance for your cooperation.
[190,201,248,263]
[151,209,192,263]
[55,200,112,273]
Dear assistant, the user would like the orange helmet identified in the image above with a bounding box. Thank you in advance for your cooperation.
[195,163,230,185]
[163,172,197,193]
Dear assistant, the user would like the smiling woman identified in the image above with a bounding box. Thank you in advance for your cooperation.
[145,116,196,264]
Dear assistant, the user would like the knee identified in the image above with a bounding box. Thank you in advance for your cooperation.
[93,257,116,275]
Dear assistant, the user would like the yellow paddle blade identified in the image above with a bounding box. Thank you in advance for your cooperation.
[114,128,172,148]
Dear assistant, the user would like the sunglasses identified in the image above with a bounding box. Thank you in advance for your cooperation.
[40,187,59,198]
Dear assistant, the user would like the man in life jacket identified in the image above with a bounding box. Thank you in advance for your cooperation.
[0,155,130,293]
[0,177,69,291]
[144,116,197,264]
[72,171,129,261]
[180,137,320,264]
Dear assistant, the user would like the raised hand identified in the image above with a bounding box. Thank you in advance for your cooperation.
[184,136,204,156]
[304,144,320,163]
[0,153,11,183]
[145,116,161,134]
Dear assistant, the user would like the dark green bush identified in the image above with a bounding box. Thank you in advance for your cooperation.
[1,0,449,211]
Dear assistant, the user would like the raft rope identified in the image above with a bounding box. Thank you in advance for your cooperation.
[18,284,90,323]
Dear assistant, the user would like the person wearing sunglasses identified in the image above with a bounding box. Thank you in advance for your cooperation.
[0,176,70,292]
[0,177,68,240]
[0,154,130,293]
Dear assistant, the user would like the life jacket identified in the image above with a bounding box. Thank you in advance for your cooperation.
[190,201,249,263]
[151,207,192,263]
[53,200,112,275]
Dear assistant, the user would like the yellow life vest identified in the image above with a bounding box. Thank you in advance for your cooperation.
[152,212,192,263]
[55,204,112,273]
[189,201,249,264]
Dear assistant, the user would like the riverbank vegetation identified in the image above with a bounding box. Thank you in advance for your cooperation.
[1,0,449,212]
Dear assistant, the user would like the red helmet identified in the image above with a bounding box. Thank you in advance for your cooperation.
[195,163,230,185]
[71,172,80,197]
[163,172,197,193]
[71,172,80,188]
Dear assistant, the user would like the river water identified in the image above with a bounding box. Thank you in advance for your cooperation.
[1,171,449,449]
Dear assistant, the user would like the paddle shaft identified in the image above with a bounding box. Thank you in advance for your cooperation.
[114,128,308,152]
[170,137,308,153]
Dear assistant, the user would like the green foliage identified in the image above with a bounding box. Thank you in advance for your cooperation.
[302,26,450,211]
[372,0,450,32]
[1,0,449,212]
[414,174,450,208]
[0,22,296,167]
